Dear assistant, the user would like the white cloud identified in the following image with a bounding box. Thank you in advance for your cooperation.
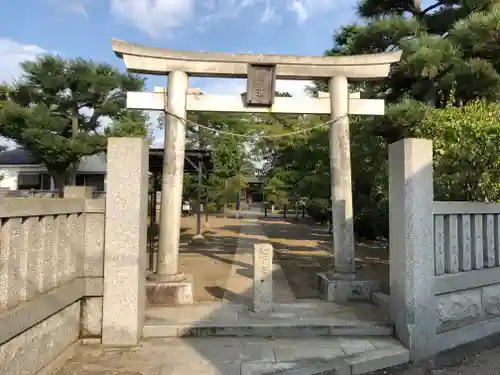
[110,0,195,38]
[0,39,47,84]
[0,39,48,150]
[288,0,337,23]
[46,0,89,18]
[260,2,277,23]
[290,0,308,23]
[45,0,346,36]
[67,2,89,17]
[108,0,342,37]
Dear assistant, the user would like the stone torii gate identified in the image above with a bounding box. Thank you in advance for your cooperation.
[111,39,401,303]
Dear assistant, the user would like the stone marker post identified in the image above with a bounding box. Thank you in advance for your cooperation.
[389,138,436,361]
[253,243,273,313]
[102,137,148,345]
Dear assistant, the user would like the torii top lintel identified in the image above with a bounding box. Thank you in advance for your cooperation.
[111,39,402,81]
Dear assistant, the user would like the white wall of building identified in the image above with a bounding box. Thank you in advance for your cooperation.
[0,153,107,190]
[0,167,22,190]
[0,165,48,190]
[78,153,107,173]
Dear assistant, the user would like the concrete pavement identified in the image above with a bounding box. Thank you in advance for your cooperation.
[368,344,500,375]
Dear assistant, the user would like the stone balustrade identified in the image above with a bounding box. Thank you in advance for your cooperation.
[431,203,500,354]
[0,193,105,375]
[433,202,500,275]
[0,199,85,311]
[389,138,500,361]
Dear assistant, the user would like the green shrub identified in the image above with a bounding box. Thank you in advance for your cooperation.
[306,199,329,222]
[206,202,218,213]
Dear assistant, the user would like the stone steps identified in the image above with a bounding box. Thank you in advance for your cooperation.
[143,319,394,338]
[143,301,394,339]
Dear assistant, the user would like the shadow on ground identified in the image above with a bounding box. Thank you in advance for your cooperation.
[208,218,390,297]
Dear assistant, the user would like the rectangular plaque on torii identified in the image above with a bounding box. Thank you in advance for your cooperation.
[246,64,276,107]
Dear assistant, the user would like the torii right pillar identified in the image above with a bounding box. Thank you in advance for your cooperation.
[318,78,375,302]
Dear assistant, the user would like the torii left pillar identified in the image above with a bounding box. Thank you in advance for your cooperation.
[330,76,355,273]
[146,70,194,305]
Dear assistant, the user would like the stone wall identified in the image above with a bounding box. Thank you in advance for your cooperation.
[0,302,80,375]
[0,195,105,375]
[433,269,500,353]
[437,284,500,333]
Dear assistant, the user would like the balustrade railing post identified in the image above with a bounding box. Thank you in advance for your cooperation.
[389,138,436,361]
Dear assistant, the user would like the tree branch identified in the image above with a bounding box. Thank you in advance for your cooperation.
[422,0,444,15]
[88,110,101,130]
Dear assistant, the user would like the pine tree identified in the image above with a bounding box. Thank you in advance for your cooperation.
[0,55,147,194]
[317,0,500,106]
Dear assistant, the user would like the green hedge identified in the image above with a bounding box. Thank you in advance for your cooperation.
[351,100,500,239]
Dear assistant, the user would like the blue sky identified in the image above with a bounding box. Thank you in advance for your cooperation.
[0,0,360,93]
[0,0,361,146]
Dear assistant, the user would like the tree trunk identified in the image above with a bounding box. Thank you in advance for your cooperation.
[51,172,67,198]
[67,164,77,185]
[69,108,79,184]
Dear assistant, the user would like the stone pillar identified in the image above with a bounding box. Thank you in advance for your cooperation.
[147,71,194,305]
[156,70,188,277]
[102,137,148,345]
[328,76,355,277]
[389,138,436,361]
[64,186,106,340]
[82,198,105,340]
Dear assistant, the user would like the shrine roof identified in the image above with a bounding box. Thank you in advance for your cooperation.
[148,148,213,175]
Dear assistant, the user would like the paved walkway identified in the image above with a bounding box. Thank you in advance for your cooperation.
[54,336,407,375]
[52,336,500,375]
[369,344,500,375]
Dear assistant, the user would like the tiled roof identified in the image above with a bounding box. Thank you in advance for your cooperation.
[0,149,40,165]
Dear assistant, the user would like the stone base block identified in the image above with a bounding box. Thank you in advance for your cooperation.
[146,274,194,305]
[325,271,357,280]
[372,292,390,313]
[317,272,380,302]
[81,297,103,338]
